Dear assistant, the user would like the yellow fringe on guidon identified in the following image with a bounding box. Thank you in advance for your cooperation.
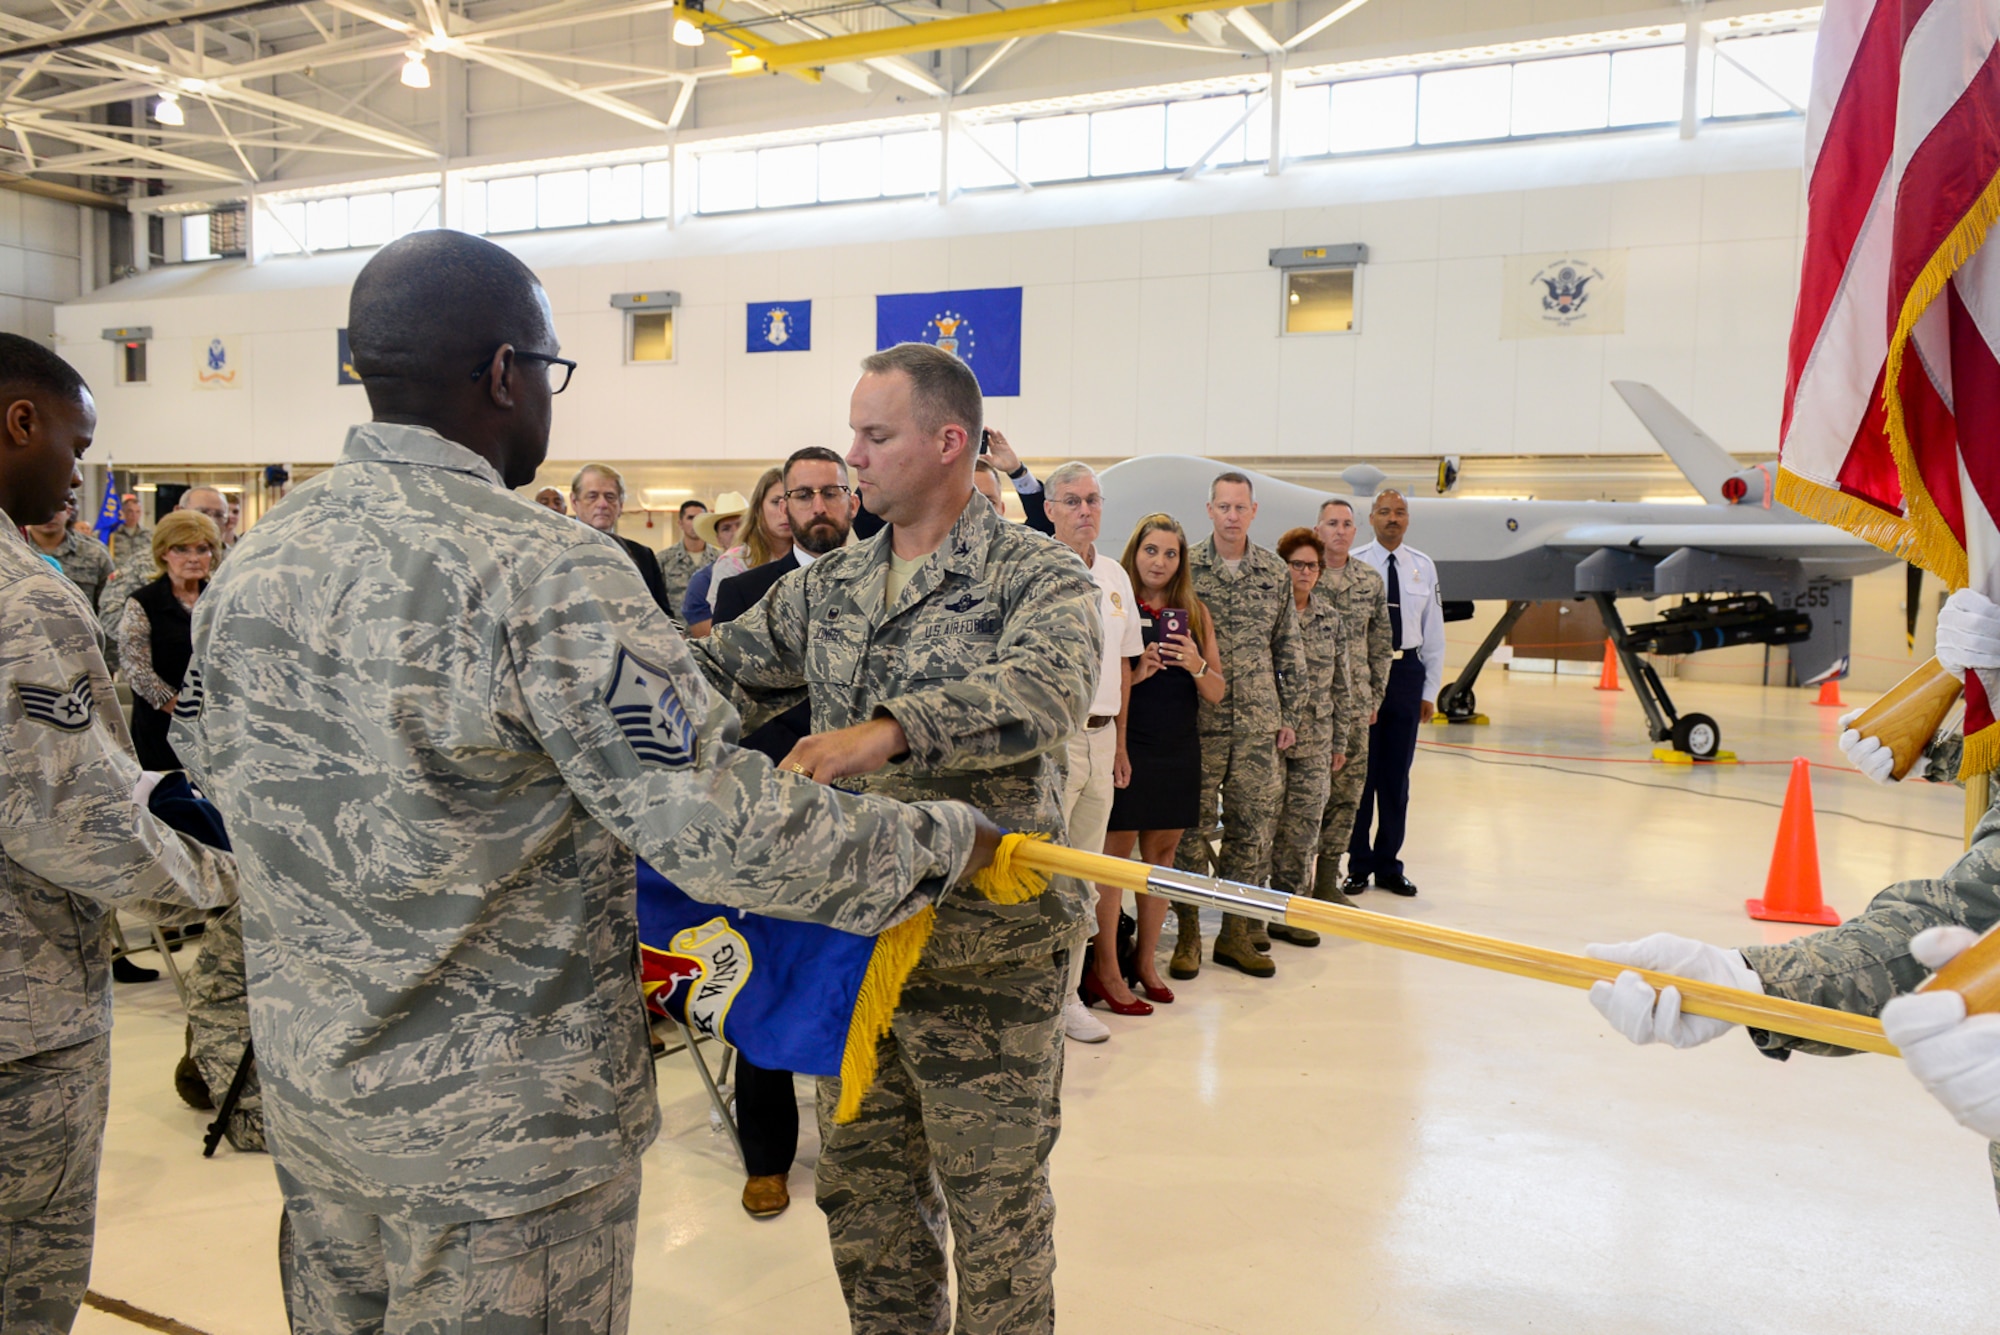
[968,830,1055,904]
[832,832,1055,1123]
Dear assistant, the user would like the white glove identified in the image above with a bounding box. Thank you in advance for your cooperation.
[1935,588,2000,681]
[1585,933,1764,1049]
[1837,708,1925,783]
[1880,925,2000,1140]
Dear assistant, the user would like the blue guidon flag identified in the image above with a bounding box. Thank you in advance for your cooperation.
[876,286,1023,396]
[92,471,120,544]
[638,862,880,1077]
[636,842,1044,1123]
[747,300,812,353]
[605,647,698,769]
[337,328,363,385]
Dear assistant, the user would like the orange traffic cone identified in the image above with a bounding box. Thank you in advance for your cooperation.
[1746,758,1840,926]
[1595,639,1621,691]
[1814,678,1845,707]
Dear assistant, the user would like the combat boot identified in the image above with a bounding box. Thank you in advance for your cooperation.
[174,1025,213,1111]
[1169,904,1202,980]
[1248,918,1272,952]
[1312,856,1345,902]
[1268,921,1322,947]
[1213,915,1276,978]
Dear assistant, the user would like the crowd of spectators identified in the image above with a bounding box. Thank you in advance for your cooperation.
[22,442,1431,1220]
[622,454,1428,1058]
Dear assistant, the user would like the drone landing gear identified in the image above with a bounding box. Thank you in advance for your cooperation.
[1435,596,1722,759]
[1436,601,1529,726]
[1590,593,1721,760]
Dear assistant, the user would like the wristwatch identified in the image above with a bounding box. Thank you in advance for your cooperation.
[1008,464,1031,481]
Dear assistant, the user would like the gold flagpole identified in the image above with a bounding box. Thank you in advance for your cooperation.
[974,837,1897,1058]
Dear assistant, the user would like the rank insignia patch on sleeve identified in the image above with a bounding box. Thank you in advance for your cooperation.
[606,646,699,769]
[16,673,94,731]
[172,665,205,721]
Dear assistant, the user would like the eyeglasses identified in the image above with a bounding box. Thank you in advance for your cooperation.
[784,484,853,505]
[469,349,577,394]
[1048,494,1105,510]
[1287,559,1323,572]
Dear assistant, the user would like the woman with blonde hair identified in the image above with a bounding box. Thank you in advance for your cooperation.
[120,509,222,770]
[707,467,794,601]
[1100,513,1225,999]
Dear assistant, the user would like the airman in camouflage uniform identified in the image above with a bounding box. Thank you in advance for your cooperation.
[173,233,988,1335]
[694,345,1101,1335]
[180,903,261,1151]
[1591,712,2000,1202]
[1267,578,1353,947]
[656,534,713,627]
[1313,547,1392,899]
[1,338,237,1335]
[1172,501,1306,978]
[96,523,155,670]
[28,523,113,611]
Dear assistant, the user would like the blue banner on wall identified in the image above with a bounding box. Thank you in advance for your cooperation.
[747,301,812,353]
[337,329,362,385]
[875,286,1022,397]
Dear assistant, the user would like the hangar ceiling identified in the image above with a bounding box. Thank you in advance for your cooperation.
[0,0,1740,197]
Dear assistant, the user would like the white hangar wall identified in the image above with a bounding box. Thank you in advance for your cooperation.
[53,117,1806,470]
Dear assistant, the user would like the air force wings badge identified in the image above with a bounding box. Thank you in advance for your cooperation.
[606,646,699,769]
[16,673,94,731]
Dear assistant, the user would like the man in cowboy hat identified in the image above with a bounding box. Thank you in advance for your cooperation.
[683,490,748,636]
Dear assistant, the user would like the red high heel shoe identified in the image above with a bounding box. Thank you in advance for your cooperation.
[1118,939,1174,1004]
[1082,971,1154,1017]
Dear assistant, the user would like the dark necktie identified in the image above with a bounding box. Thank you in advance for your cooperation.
[1386,552,1403,649]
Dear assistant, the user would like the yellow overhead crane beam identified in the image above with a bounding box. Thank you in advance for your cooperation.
[703,0,1262,75]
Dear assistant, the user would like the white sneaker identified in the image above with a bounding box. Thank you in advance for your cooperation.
[1063,999,1110,1043]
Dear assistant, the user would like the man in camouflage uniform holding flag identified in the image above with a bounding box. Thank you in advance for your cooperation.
[0,332,238,1333]
[695,342,1101,1335]
[173,232,1003,1335]
[1587,589,2000,1202]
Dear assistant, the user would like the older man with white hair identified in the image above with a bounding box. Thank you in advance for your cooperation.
[1043,462,1146,1040]
[570,463,676,617]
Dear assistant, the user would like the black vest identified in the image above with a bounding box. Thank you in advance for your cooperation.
[132,574,198,692]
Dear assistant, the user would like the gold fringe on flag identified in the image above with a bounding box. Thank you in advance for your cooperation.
[1874,166,2000,776]
[1963,719,2000,781]
[1771,470,1923,563]
[833,832,1059,1122]
[1877,167,2000,596]
[835,906,935,1124]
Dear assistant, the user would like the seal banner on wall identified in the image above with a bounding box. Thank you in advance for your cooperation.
[876,285,1023,396]
[1502,250,1627,339]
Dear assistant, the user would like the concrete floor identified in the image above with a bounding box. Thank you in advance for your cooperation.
[78,669,2000,1334]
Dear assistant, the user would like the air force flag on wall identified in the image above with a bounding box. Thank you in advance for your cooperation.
[876,286,1022,396]
[747,301,812,353]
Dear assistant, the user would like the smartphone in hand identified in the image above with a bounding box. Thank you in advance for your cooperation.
[1158,608,1189,643]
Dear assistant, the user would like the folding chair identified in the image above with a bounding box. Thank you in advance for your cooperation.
[109,917,189,1008]
[652,1017,747,1173]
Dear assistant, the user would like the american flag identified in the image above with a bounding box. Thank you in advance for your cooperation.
[1776,0,2000,771]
